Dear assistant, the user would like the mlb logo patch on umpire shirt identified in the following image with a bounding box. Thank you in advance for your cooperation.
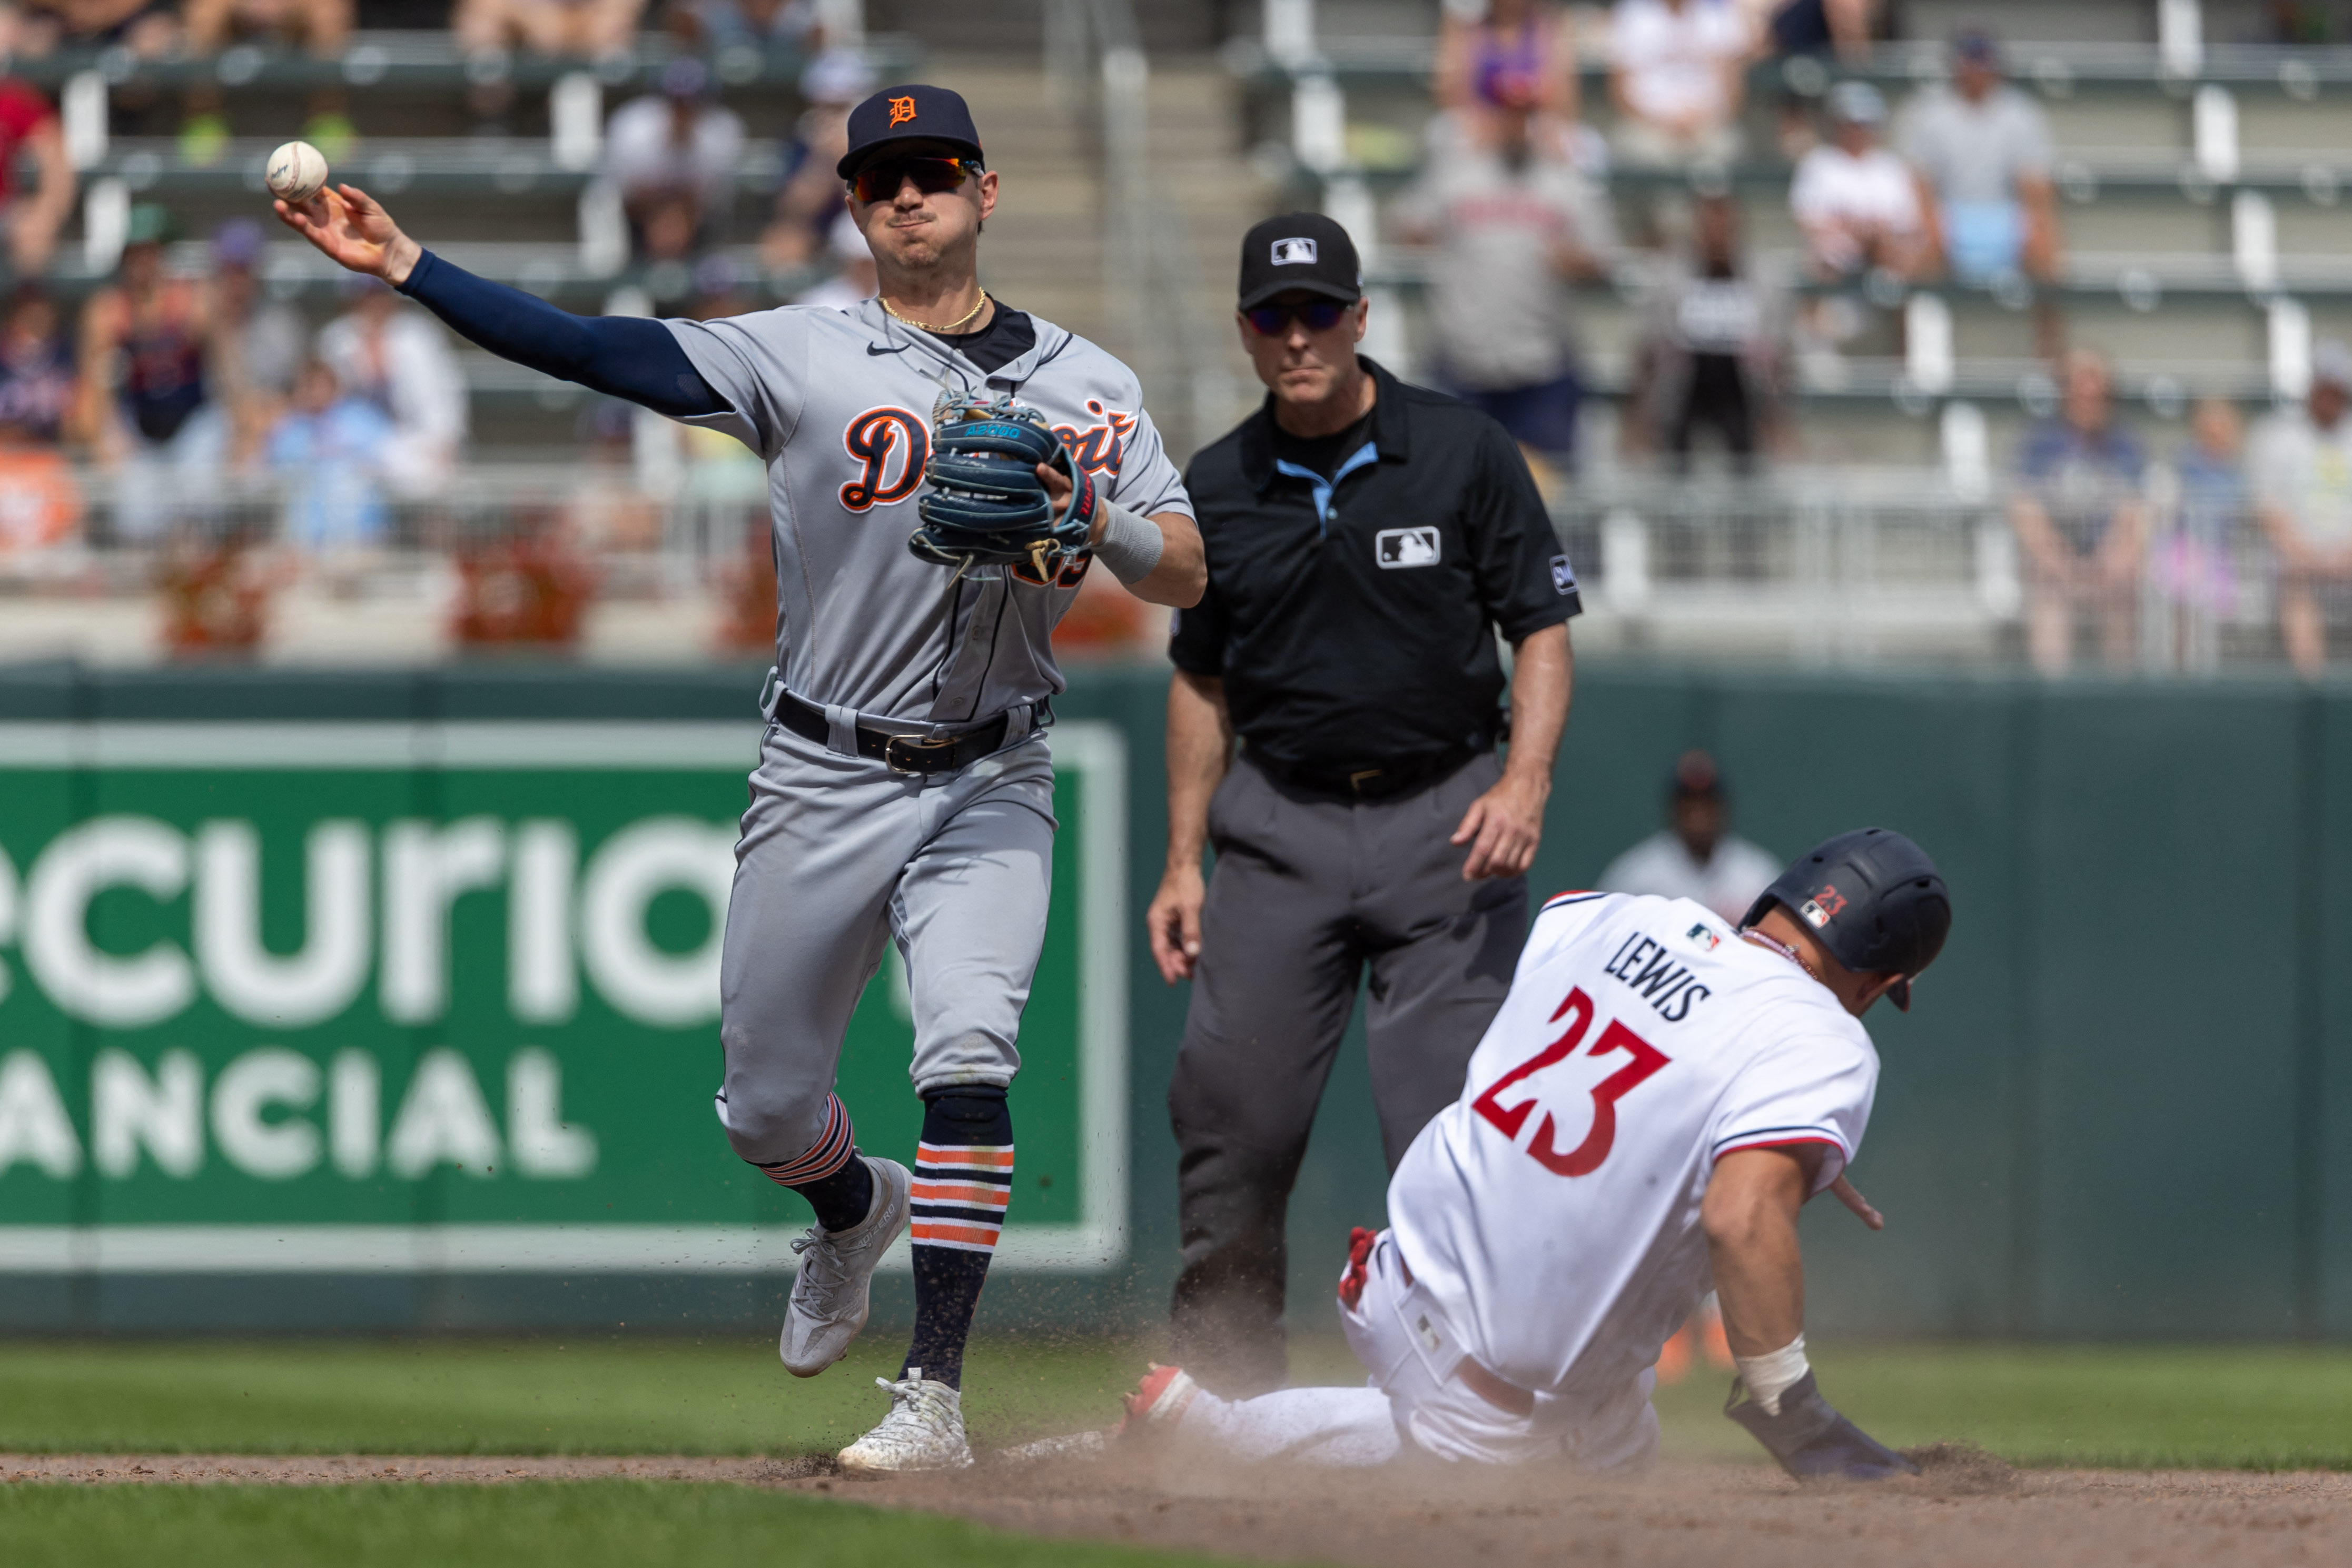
[1550,553,1577,594]
[1377,527,1440,568]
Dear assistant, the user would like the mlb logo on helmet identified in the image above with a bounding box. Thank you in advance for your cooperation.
[1798,884,1849,929]
[1271,237,1319,265]
[887,95,917,127]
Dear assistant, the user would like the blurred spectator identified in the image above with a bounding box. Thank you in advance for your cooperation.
[15,0,178,56]
[1394,80,1616,467]
[690,0,814,49]
[1596,750,1780,925]
[1897,29,2061,288]
[792,210,878,310]
[1608,0,1747,170]
[606,56,745,260]
[1743,0,1874,60]
[1625,193,1790,470]
[1435,0,1579,132]
[211,220,311,465]
[0,286,76,444]
[455,0,646,58]
[265,358,396,552]
[180,0,353,166]
[0,409,80,551]
[764,49,873,269]
[2151,396,2246,673]
[2251,343,2352,677]
[76,206,232,540]
[2007,349,2146,674]
[1790,82,1924,282]
[315,279,467,495]
[0,66,74,278]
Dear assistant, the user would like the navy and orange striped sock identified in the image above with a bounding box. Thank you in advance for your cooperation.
[752,1093,874,1234]
[900,1087,1012,1390]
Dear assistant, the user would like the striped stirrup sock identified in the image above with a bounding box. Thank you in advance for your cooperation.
[753,1094,872,1233]
[902,1089,1013,1389]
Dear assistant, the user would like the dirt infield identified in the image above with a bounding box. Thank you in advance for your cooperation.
[9,1446,2348,1567]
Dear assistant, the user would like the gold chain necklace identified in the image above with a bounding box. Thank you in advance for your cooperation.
[882,288,989,334]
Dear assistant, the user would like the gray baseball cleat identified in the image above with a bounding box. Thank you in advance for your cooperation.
[779,1155,911,1377]
[838,1373,975,1475]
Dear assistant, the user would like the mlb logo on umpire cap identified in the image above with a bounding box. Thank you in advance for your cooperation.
[1271,236,1318,265]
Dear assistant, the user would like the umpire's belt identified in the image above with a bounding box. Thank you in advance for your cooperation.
[773,690,1012,776]
[1250,745,1479,802]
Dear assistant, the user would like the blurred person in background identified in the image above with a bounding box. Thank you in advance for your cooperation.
[76,205,233,540]
[316,276,467,495]
[1394,77,1617,472]
[2251,342,2352,677]
[1625,193,1791,471]
[1597,749,1779,924]
[456,0,647,58]
[2007,349,2146,674]
[605,57,745,262]
[1608,0,1748,171]
[792,210,878,310]
[690,0,815,50]
[764,49,873,269]
[1435,0,1580,136]
[2151,395,2245,673]
[0,59,73,280]
[0,406,79,551]
[15,0,178,56]
[210,219,311,465]
[1896,29,2062,295]
[1789,82,1924,284]
[265,356,396,552]
[180,0,354,166]
[1743,0,1873,59]
[0,285,77,445]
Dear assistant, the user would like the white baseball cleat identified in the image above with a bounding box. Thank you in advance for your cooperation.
[837,1373,975,1475]
[779,1156,912,1378]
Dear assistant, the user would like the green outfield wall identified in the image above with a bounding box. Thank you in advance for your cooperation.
[0,660,2345,1342]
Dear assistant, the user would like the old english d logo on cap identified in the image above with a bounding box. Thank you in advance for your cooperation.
[1271,237,1319,265]
[888,95,917,127]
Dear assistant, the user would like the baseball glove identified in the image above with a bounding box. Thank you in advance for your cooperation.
[910,392,1098,580]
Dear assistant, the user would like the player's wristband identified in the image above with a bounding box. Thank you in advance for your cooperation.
[1733,1334,1809,1415]
[1093,499,1164,586]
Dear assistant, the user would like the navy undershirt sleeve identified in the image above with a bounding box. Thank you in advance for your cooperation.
[394,249,726,419]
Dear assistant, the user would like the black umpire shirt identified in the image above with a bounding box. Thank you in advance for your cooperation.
[1170,356,1581,781]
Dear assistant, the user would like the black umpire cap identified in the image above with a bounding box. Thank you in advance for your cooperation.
[1743,827,1950,1011]
[1237,213,1362,310]
[836,85,985,177]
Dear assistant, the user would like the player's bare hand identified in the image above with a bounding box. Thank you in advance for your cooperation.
[1147,861,1207,983]
[1452,769,1546,880]
[1830,1174,1883,1231]
[1034,461,1072,508]
[274,184,422,286]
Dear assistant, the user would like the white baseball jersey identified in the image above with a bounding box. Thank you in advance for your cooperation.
[666,301,1193,725]
[1387,890,1879,1406]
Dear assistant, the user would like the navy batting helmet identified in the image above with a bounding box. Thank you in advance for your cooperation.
[1741,828,1950,1010]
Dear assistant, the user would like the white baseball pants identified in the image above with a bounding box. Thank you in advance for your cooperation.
[1173,1231,1660,1470]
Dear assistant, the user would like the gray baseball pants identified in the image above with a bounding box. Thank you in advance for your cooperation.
[1168,750,1527,1395]
[715,714,1055,1167]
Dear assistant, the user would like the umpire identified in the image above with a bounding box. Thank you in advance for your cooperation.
[1149,213,1579,1394]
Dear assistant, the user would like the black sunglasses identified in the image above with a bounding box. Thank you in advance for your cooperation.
[1245,301,1352,335]
[849,155,982,205]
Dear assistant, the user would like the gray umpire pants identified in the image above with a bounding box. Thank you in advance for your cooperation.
[1168,749,1527,1395]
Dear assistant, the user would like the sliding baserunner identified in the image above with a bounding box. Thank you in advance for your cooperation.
[278,83,1204,1474]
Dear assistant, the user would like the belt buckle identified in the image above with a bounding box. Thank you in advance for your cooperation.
[884,732,960,776]
[1348,768,1384,795]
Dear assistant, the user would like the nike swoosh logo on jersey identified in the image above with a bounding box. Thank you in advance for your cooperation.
[866,343,911,355]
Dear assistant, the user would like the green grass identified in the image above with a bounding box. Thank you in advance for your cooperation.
[0,1482,1242,1568]
[7,1335,2352,1470]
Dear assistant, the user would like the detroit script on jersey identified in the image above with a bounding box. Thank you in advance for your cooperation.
[1387,891,1880,1404]
[665,302,1193,725]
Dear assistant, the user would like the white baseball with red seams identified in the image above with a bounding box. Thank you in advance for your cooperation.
[265,141,329,204]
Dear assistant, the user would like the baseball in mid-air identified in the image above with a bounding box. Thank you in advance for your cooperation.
[265,141,329,205]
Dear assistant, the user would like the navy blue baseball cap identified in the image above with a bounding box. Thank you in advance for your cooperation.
[836,84,985,178]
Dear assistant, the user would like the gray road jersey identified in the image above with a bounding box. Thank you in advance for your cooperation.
[666,300,1192,726]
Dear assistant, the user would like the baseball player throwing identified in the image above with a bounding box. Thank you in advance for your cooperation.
[276,84,1204,1473]
[1119,829,1948,1476]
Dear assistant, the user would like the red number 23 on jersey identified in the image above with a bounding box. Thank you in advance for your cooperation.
[1470,986,1671,1176]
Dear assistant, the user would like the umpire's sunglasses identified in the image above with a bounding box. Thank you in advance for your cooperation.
[849,155,983,204]
[1244,301,1353,335]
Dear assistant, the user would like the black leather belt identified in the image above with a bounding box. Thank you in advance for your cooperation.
[773,689,1012,776]
[1249,746,1480,802]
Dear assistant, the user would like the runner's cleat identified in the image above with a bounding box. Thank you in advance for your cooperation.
[838,1373,976,1475]
[779,1156,912,1377]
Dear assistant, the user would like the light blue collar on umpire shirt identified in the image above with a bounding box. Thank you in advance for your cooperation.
[1271,441,1380,537]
